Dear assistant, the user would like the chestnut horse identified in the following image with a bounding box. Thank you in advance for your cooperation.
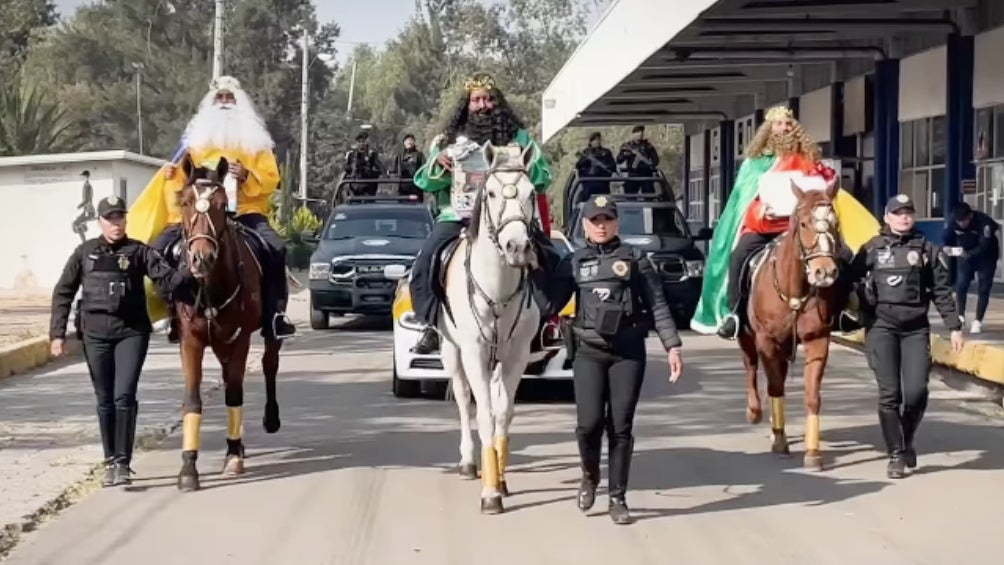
[739,182,843,471]
[174,156,282,491]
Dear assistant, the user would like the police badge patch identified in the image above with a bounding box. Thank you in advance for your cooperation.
[117,254,130,270]
[906,250,919,266]
[612,260,629,277]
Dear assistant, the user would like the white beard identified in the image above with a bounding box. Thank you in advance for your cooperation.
[183,89,274,155]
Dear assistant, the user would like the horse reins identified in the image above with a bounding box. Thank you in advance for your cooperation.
[184,180,245,345]
[766,202,840,361]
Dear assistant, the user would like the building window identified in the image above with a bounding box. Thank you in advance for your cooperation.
[899,115,946,219]
[688,172,706,224]
[708,166,722,224]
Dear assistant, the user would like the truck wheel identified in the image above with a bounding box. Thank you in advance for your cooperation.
[310,307,329,330]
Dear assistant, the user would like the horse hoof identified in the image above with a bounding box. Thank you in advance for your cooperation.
[499,480,509,497]
[177,473,200,492]
[770,437,791,456]
[746,407,763,425]
[262,404,281,434]
[222,456,245,476]
[481,496,504,514]
[458,463,478,479]
[803,453,824,472]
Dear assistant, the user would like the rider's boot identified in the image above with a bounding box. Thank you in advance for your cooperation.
[167,307,180,344]
[716,312,741,340]
[411,326,439,354]
[273,298,296,340]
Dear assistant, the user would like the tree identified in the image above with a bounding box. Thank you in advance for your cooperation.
[0,75,79,156]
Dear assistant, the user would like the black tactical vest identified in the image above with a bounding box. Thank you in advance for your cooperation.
[869,236,927,307]
[572,245,636,345]
[81,249,132,314]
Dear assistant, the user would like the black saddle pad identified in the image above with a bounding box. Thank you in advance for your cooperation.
[739,234,784,295]
[430,235,464,305]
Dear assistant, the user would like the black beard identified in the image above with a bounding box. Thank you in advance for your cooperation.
[464,110,494,144]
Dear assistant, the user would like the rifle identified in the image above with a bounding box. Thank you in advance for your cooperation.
[576,149,615,175]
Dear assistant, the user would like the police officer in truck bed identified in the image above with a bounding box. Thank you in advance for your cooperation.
[545,194,684,525]
[849,193,964,479]
[49,195,195,487]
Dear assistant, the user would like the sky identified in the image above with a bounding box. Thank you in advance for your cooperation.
[53,1,609,64]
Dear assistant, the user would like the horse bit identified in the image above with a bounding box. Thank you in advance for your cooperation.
[464,164,536,371]
[185,180,244,344]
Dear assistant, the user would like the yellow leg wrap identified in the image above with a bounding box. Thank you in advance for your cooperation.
[182,413,202,451]
[805,413,820,452]
[494,437,509,478]
[226,407,243,440]
[769,396,785,431]
[481,446,500,489]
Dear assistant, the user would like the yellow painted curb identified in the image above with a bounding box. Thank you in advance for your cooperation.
[832,330,1004,386]
[0,336,80,381]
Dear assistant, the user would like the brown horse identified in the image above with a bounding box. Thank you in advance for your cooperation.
[739,181,843,471]
[174,155,282,491]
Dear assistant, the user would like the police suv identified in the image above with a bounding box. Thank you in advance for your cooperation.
[307,195,434,329]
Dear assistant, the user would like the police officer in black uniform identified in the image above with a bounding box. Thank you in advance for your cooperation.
[50,196,195,487]
[943,201,1000,332]
[547,195,684,525]
[849,194,964,479]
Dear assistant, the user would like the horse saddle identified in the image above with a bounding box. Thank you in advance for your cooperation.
[427,233,466,324]
[739,234,785,300]
[165,220,268,276]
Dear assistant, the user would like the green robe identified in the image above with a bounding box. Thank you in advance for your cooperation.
[413,128,550,222]
[689,156,776,334]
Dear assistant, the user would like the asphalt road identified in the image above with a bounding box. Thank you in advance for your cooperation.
[5,302,1004,565]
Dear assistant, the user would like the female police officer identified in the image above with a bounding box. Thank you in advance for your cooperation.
[546,194,684,525]
[49,195,195,487]
[849,194,964,479]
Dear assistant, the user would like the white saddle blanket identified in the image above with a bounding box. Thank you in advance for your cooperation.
[757,171,828,217]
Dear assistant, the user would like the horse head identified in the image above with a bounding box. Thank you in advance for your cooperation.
[472,141,539,269]
[178,155,231,279]
[789,180,840,288]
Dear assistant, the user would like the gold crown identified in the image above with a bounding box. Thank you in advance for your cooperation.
[765,105,794,122]
[464,73,496,92]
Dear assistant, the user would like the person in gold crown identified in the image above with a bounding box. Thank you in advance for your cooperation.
[407,72,559,354]
[689,104,881,339]
[147,76,294,341]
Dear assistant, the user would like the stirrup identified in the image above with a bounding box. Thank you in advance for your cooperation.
[272,313,296,340]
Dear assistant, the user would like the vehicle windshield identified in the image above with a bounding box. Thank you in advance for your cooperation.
[573,206,689,240]
[324,209,432,240]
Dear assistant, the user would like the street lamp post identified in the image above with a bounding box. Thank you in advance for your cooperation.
[131,62,144,155]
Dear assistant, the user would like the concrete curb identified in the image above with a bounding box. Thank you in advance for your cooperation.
[0,350,262,560]
[0,337,81,382]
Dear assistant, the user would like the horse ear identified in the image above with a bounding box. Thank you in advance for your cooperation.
[521,143,537,171]
[180,154,195,182]
[483,141,497,168]
[216,157,229,182]
[789,180,806,200]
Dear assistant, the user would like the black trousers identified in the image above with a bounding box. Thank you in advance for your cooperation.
[864,319,931,456]
[727,232,777,312]
[956,259,996,322]
[82,333,150,465]
[572,339,646,499]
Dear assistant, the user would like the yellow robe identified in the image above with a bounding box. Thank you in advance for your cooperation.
[127,146,280,322]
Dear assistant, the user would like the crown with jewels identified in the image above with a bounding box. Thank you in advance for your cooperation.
[464,73,496,92]
[765,105,794,122]
[210,75,241,93]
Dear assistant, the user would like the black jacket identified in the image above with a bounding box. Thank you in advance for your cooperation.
[943,210,1000,265]
[850,228,961,331]
[548,237,681,350]
[50,237,194,339]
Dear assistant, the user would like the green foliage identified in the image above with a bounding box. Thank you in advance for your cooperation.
[0,74,80,156]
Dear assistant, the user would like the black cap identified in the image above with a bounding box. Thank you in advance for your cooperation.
[582,194,618,219]
[885,194,915,214]
[97,195,127,218]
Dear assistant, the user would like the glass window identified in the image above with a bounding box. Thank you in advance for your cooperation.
[915,118,930,166]
[930,115,946,166]
[929,166,945,218]
[899,170,913,201]
[324,209,433,240]
[975,107,993,160]
[911,170,929,217]
[900,120,914,168]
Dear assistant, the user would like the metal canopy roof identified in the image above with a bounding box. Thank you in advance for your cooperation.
[541,0,975,142]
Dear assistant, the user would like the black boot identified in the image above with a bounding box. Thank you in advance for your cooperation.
[101,461,116,487]
[836,311,864,333]
[167,307,179,344]
[112,404,136,486]
[411,326,439,354]
[96,405,115,467]
[716,313,740,340]
[608,436,634,524]
[902,412,920,469]
[878,408,906,479]
[576,441,601,512]
[577,477,597,512]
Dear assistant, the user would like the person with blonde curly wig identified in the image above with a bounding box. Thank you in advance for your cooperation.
[690,105,882,339]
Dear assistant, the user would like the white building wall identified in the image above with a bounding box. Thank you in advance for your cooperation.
[799,87,832,143]
[974,25,1004,108]
[0,158,160,290]
[898,45,947,122]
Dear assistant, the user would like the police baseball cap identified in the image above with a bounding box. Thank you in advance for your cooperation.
[98,195,127,218]
[885,194,915,214]
[582,194,618,219]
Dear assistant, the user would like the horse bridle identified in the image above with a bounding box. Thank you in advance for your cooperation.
[183,179,243,339]
[463,163,537,370]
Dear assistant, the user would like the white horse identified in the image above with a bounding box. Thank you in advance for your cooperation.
[439,141,542,514]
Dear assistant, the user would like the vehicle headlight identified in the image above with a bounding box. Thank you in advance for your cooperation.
[685,260,704,277]
[309,262,331,280]
[398,311,425,331]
